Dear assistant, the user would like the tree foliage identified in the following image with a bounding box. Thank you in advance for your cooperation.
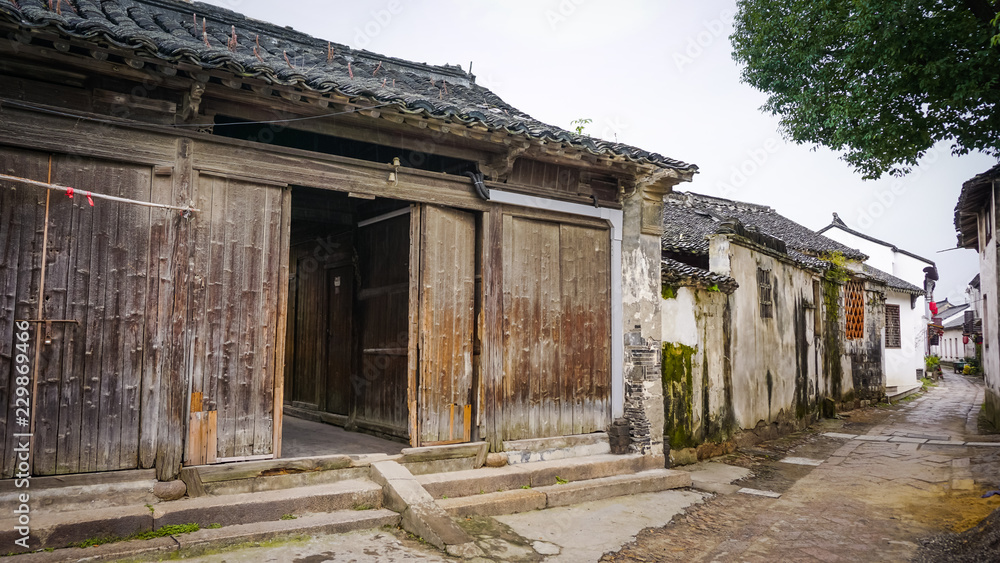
[731,0,1000,178]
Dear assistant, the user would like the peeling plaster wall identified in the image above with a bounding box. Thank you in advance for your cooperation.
[660,239,853,451]
[725,242,825,428]
[620,191,665,456]
[660,287,733,449]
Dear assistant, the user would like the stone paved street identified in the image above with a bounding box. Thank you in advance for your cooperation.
[604,373,1000,563]
[170,374,999,563]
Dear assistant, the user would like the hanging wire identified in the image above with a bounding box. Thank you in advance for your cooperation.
[0,173,200,213]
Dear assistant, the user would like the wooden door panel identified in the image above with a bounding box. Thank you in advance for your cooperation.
[500,217,611,441]
[355,212,410,438]
[324,266,352,416]
[418,205,476,445]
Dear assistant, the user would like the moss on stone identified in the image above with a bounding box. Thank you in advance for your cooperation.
[822,279,844,400]
[662,342,696,450]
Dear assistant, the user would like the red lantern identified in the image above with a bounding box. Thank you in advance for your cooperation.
[963,335,970,344]
[929,301,938,315]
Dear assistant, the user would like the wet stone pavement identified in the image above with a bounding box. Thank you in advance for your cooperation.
[605,373,1000,563]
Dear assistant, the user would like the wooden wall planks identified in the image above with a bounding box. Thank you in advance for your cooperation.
[499,216,612,442]
[0,143,288,478]
[417,205,475,445]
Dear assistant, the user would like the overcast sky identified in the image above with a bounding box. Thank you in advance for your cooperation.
[198,0,997,302]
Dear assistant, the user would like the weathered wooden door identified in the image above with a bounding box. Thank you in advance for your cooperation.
[416,205,476,445]
[289,254,325,409]
[323,265,352,416]
[0,148,156,476]
[500,216,611,441]
[355,210,411,439]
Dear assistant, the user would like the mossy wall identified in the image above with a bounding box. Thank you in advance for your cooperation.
[822,279,844,398]
[662,342,696,449]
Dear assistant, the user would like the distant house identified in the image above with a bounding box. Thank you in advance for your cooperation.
[932,300,970,362]
[954,164,1000,429]
[818,214,934,392]
[659,192,915,462]
[0,0,694,486]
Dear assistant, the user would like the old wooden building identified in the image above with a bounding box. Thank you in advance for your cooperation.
[0,0,693,482]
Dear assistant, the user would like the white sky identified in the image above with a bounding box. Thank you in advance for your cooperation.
[198,0,997,302]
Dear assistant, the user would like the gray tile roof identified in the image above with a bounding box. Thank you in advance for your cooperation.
[661,257,738,294]
[861,264,924,295]
[662,192,867,268]
[955,163,1000,249]
[0,0,696,172]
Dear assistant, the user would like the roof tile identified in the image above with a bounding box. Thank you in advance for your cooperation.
[0,0,696,172]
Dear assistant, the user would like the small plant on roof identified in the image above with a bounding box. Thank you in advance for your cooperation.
[570,118,592,135]
[820,251,851,284]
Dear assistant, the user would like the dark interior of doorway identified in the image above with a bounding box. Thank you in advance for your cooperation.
[281,185,411,457]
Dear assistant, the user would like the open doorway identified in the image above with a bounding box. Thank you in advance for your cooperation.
[282,186,412,456]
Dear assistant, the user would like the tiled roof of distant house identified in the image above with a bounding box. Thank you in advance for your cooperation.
[661,257,738,294]
[662,192,867,264]
[660,191,874,289]
[0,0,696,173]
[861,264,924,295]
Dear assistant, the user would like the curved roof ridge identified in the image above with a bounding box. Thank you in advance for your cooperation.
[818,213,935,266]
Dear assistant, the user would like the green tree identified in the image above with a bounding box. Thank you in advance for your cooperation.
[731,0,1000,178]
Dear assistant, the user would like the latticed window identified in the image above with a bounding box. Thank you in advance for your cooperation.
[885,304,901,348]
[845,280,865,339]
[758,267,773,319]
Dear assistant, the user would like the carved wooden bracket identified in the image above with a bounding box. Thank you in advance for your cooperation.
[479,145,528,182]
[180,82,206,122]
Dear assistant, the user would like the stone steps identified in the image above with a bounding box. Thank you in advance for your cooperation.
[436,469,692,517]
[416,453,665,499]
[6,509,400,562]
[0,479,384,554]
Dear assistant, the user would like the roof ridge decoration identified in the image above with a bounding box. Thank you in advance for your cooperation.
[818,212,935,266]
[0,0,697,172]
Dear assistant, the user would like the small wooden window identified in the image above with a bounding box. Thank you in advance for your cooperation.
[845,280,865,340]
[885,304,901,348]
[758,267,773,319]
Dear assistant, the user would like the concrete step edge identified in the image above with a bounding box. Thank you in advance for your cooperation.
[434,469,692,517]
[536,469,692,508]
[154,479,385,528]
[417,454,664,499]
[436,488,547,517]
[175,508,400,553]
[6,510,400,562]
[163,478,382,510]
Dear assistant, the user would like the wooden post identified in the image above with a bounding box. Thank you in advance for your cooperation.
[482,205,504,451]
[155,138,192,481]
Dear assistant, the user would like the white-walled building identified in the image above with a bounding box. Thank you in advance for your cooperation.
[819,215,935,392]
[955,164,1000,431]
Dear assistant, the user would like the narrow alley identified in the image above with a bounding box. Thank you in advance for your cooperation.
[605,372,1000,563]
